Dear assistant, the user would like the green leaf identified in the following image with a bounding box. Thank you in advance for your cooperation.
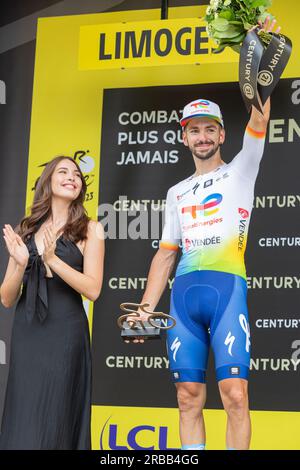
[228,21,244,26]
[213,25,244,39]
[229,32,247,43]
[230,44,242,53]
[242,20,254,29]
[213,34,244,53]
[211,17,229,31]
[216,42,234,49]
[234,0,247,11]
[219,10,235,21]
[212,45,225,54]
[241,0,252,7]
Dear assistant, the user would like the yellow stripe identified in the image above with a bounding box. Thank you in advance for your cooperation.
[160,242,179,252]
[246,125,266,139]
[92,406,300,450]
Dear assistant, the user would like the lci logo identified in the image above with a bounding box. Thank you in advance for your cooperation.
[100,417,177,450]
[182,193,223,219]
[191,99,210,109]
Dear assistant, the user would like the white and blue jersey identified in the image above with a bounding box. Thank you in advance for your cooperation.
[161,126,266,382]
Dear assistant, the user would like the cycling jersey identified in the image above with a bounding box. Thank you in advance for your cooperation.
[161,125,266,383]
[160,126,266,279]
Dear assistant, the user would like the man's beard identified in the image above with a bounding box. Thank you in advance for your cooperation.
[191,141,220,161]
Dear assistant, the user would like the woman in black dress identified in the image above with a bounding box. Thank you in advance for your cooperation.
[0,156,104,449]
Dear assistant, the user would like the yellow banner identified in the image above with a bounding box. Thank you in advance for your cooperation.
[92,405,300,450]
[78,18,238,70]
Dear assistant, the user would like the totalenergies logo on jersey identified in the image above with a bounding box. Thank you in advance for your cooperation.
[191,99,210,110]
[182,193,223,219]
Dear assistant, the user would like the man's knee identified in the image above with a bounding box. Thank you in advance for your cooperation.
[176,382,205,413]
[219,380,249,413]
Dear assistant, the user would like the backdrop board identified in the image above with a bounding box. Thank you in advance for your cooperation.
[95,79,300,413]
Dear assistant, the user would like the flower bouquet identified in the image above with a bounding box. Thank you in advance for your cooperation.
[205,0,275,53]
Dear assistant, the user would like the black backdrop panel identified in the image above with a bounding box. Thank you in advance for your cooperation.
[92,79,300,411]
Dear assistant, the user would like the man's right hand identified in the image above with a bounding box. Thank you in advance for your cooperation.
[125,309,150,344]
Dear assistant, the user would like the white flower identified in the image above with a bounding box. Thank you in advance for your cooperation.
[210,0,220,11]
[206,24,213,37]
[224,0,232,6]
[206,6,212,15]
[214,12,219,19]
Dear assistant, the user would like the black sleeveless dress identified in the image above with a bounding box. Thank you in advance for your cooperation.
[0,233,91,449]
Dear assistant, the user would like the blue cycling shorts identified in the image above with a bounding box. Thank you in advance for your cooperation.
[166,270,251,383]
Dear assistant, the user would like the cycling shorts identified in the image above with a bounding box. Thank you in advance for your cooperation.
[166,270,251,383]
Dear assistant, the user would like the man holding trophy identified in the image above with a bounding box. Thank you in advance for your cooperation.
[119,4,291,451]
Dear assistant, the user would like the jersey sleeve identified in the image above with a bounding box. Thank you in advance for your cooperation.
[230,125,267,181]
[159,187,181,252]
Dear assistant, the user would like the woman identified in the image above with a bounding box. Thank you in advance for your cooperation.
[0,156,104,449]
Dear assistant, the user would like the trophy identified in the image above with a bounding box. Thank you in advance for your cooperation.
[205,1,292,113]
[117,302,176,341]
[239,28,292,113]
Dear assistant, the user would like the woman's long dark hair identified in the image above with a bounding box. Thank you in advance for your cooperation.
[16,156,90,243]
